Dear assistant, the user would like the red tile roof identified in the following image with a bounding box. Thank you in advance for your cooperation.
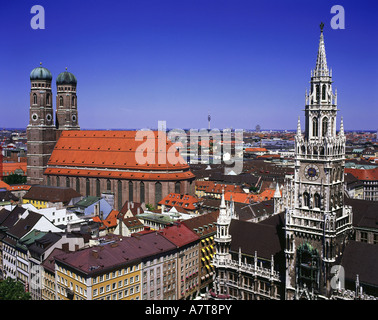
[245,148,267,153]
[225,189,278,204]
[159,193,199,210]
[54,233,177,275]
[160,223,199,247]
[195,181,243,194]
[224,192,252,204]
[3,162,27,176]
[345,167,378,181]
[45,130,195,181]
[0,180,11,190]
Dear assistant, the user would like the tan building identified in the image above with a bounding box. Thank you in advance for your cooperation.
[160,223,200,299]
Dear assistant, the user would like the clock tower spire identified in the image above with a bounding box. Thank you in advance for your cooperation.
[284,24,353,300]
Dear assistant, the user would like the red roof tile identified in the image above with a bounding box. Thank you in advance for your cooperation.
[159,193,199,210]
[345,167,378,181]
[46,130,195,181]
[160,223,199,247]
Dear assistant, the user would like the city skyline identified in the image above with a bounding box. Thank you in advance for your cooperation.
[0,0,377,130]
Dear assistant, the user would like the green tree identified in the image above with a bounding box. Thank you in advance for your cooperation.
[3,173,27,185]
[145,203,156,211]
[0,278,31,300]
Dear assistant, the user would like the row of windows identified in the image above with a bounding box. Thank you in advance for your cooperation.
[32,93,50,105]
[32,93,76,107]
[94,284,140,298]
[57,86,76,91]
[312,117,331,137]
[48,176,166,207]
[32,83,50,88]
[92,265,140,284]
[58,95,76,107]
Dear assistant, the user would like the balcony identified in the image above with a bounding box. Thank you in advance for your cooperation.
[213,259,280,282]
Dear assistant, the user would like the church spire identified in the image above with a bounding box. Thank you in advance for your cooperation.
[314,22,329,77]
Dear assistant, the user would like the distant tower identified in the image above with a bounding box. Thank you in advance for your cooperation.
[208,112,211,130]
[27,63,57,184]
[255,124,261,132]
[55,68,80,140]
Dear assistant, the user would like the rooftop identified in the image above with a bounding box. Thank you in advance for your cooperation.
[46,130,195,181]
[23,185,81,204]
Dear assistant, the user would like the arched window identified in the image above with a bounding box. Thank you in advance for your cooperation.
[59,96,63,107]
[86,178,90,197]
[322,117,328,136]
[316,84,320,102]
[129,181,134,202]
[107,179,111,191]
[314,193,321,208]
[47,176,50,186]
[56,176,60,187]
[155,182,162,206]
[66,177,70,188]
[140,182,145,204]
[175,181,181,194]
[33,93,37,105]
[46,93,50,105]
[117,180,123,210]
[322,84,326,100]
[312,118,318,137]
[303,192,310,207]
[96,179,100,197]
[71,96,75,107]
[76,177,80,193]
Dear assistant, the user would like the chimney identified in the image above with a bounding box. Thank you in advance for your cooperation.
[91,249,99,259]
[62,243,70,253]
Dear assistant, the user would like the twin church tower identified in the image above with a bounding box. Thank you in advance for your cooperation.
[27,64,80,184]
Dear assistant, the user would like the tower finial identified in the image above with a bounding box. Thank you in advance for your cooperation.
[339,116,345,136]
[220,189,226,209]
[296,116,301,136]
[40,62,42,66]
[314,22,329,77]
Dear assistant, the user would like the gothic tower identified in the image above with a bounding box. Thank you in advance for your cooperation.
[212,192,232,295]
[27,63,57,184]
[284,24,353,299]
[55,68,80,140]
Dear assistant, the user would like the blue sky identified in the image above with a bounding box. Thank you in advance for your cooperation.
[0,0,377,130]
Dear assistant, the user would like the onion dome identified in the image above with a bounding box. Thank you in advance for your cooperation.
[30,62,52,81]
[56,67,77,85]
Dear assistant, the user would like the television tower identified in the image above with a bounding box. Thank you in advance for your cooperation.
[208,112,211,130]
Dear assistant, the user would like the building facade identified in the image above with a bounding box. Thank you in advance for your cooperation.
[284,23,353,299]
[27,65,57,185]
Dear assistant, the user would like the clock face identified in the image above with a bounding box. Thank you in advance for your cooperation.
[305,164,320,181]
